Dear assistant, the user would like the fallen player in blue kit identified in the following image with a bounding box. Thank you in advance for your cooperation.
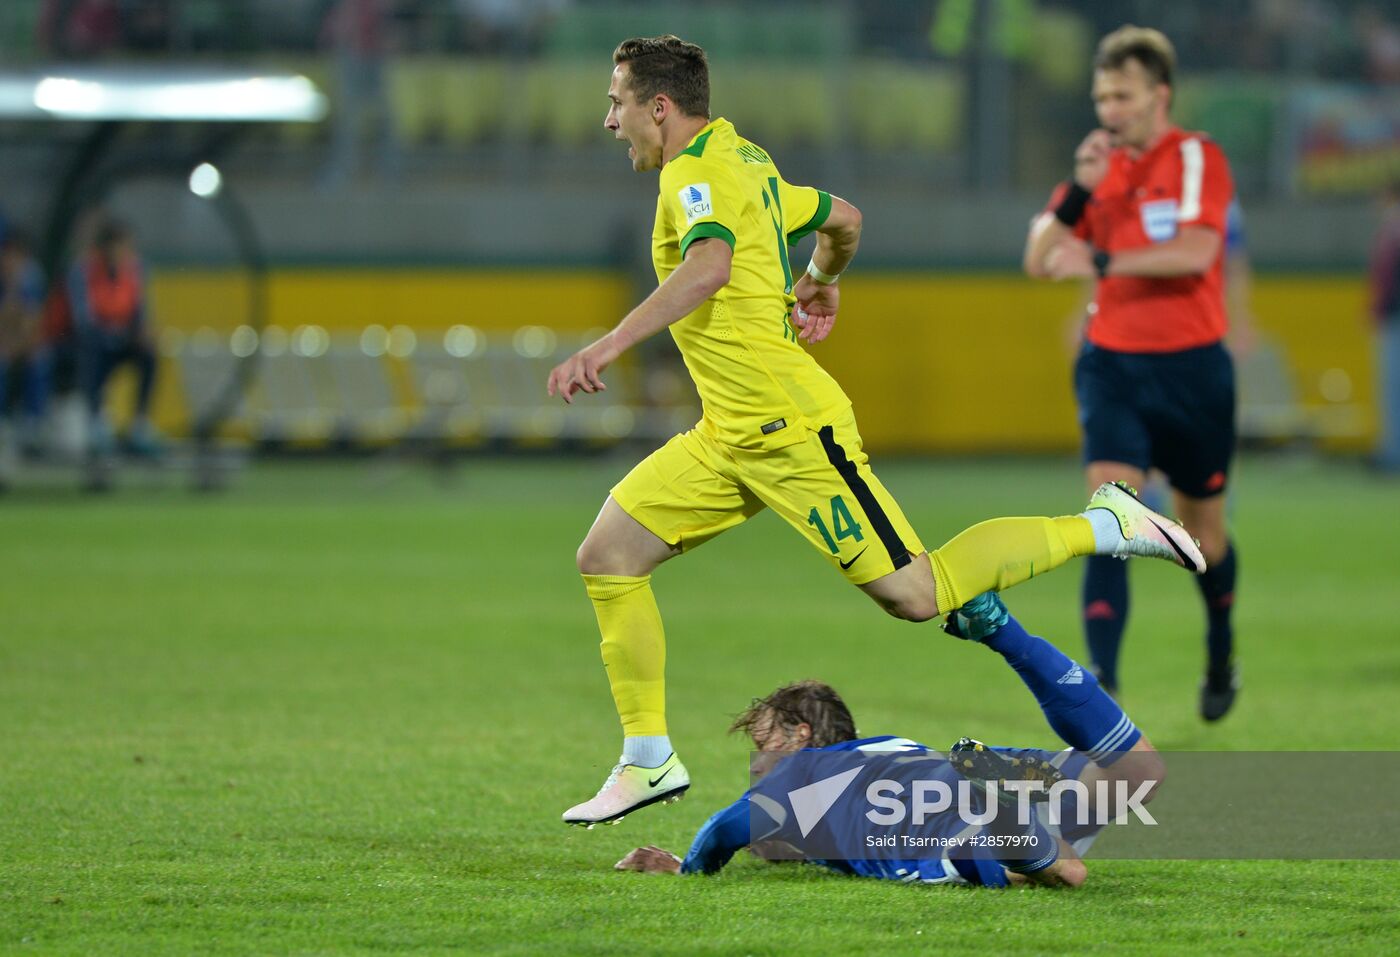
[614,593,1165,888]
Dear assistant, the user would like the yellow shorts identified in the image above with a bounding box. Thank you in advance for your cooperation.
[611,410,925,585]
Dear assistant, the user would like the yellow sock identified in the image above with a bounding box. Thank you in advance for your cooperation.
[582,574,667,737]
[929,516,1095,613]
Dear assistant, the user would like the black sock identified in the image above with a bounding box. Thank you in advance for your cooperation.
[1195,542,1237,673]
[1082,555,1129,688]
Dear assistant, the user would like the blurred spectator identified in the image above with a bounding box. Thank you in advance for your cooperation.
[68,218,161,458]
[38,0,122,58]
[123,0,174,53]
[1370,179,1400,473]
[318,0,402,189]
[1355,4,1400,86]
[456,0,568,56]
[0,230,52,466]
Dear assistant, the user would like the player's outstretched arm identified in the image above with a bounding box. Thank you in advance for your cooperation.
[547,238,732,403]
[791,195,860,343]
[615,798,756,878]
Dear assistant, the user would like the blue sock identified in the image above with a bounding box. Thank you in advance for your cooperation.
[1195,542,1237,674]
[1082,555,1129,689]
[985,614,1140,764]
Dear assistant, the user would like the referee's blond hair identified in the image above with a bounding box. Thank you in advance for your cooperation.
[1095,25,1176,88]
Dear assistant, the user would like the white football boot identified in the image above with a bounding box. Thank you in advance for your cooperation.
[562,752,690,827]
[1085,481,1207,573]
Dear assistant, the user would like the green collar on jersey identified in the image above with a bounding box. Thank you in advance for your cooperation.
[677,117,728,159]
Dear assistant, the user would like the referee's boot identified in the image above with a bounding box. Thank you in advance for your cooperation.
[1199,661,1240,722]
[562,752,689,827]
[1085,481,1207,573]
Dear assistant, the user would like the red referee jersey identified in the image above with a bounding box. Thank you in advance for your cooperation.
[1048,127,1234,353]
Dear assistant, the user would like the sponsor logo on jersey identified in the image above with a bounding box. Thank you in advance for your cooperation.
[679,183,713,223]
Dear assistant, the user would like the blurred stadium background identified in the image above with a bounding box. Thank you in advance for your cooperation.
[0,0,1396,476]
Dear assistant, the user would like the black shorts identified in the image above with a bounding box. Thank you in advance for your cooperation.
[1074,341,1236,499]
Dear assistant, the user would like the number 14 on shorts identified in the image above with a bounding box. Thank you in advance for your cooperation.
[808,495,864,554]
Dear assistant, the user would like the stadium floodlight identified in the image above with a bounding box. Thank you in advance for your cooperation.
[189,162,223,198]
[0,67,325,122]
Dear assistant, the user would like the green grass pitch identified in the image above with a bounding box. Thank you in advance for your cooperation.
[2,454,1398,955]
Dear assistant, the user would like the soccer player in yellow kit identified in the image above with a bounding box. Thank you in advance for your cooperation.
[548,35,1205,826]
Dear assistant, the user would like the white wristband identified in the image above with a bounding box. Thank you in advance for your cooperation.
[806,259,840,285]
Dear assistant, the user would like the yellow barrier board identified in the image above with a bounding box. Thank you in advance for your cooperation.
[136,268,1374,452]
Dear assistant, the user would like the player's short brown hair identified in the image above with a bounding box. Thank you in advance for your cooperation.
[730,680,857,749]
[612,35,710,119]
[1095,25,1176,88]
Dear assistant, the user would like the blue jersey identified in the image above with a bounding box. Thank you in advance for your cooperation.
[680,736,1093,886]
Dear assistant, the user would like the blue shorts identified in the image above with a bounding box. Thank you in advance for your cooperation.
[1074,342,1235,499]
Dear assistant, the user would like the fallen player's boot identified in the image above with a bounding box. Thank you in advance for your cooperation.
[942,590,1010,642]
[948,737,1067,805]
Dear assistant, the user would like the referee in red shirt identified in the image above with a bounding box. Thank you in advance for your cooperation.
[1023,26,1239,721]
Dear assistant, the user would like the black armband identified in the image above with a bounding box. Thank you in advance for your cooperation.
[1092,249,1112,278]
[1052,180,1093,227]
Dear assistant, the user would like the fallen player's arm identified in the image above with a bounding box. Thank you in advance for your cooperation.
[615,845,682,874]
[616,797,763,877]
[679,798,754,875]
[1003,839,1086,889]
[976,785,1084,889]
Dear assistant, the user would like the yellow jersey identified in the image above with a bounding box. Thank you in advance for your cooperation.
[652,117,849,450]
